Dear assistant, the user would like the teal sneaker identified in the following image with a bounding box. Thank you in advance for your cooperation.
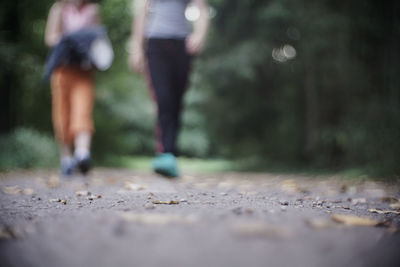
[151,153,179,178]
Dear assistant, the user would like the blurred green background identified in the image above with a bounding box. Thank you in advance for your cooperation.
[0,0,399,176]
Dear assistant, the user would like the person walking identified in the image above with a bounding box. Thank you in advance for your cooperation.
[45,0,102,176]
[129,0,209,177]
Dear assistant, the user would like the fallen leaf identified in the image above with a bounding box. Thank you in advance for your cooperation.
[351,198,367,205]
[22,188,35,195]
[340,184,348,193]
[305,218,337,229]
[380,197,399,203]
[368,209,400,215]
[106,177,117,184]
[231,222,292,238]
[0,226,21,240]
[49,198,67,204]
[87,194,102,200]
[218,182,235,189]
[76,191,102,200]
[280,180,298,194]
[331,214,379,226]
[2,186,21,195]
[76,190,90,196]
[47,175,60,188]
[389,203,400,210]
[280,180,310,194]
[124,182,146,191]
[152,200,179,205]
[2,186,35,196]
[122,213,196,225]
[340,185,357,195]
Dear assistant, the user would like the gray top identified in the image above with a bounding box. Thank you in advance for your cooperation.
[145,0,192,39]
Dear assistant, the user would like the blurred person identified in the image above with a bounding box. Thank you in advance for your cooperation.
[129,0,209,177]
[44,0,112,176]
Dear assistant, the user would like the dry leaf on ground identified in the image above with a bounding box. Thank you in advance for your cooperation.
[389,203,400,210]
[351,198,367,205]
[47,176,60,188]
[22,188,35,195]
[76,190,102,200]
[305,218,337,229]
[340,185,357,195]
[152,200,179,205]
[380,197,399,203]
[280,180,298,194]
[368,209,400,215]
[280,180,310,194]
[0,226,21,240]
[76,190,90,196]
[2,186,22,195]
[331,214,379,226]
[217,181,235,189]
[124,182,146,191]
[87,194,102,200]
[2,186,35,195]
[49,198,67,204]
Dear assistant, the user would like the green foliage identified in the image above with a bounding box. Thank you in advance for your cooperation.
[0,128,58,170]
[197,0,400,175]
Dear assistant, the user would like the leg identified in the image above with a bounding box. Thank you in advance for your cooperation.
[70,69,95,174]
[171,40,192,154]
[51,67,73,147]
[146,39,186,177]
[146,39,178,155]
[51,67,75,175]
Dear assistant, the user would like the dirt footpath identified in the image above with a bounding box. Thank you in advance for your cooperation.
[0,168,399,267]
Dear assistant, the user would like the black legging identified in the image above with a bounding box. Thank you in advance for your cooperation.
[145,38,192,156]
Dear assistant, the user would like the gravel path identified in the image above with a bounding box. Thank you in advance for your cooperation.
[1,168,399,267]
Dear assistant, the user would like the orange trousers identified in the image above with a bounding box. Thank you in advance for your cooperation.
[51,66,95,145]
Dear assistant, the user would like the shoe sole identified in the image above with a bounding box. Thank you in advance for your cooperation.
[153,167,178,178]
[78,158,91,175]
